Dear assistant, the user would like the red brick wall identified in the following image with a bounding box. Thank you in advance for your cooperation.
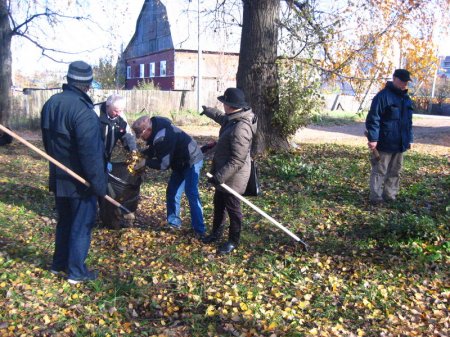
[126,50,175,90]
[125,49,238,92]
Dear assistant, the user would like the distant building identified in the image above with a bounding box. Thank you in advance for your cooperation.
[438,56,450,78]
[120,0,240,92]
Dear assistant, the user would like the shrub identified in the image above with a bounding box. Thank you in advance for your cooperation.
[273,60,324,139]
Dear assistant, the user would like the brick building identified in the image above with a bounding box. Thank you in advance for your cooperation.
[120,0,240,92]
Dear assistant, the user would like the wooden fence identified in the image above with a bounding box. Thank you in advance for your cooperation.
[8,88,379,130]
[9,89,221,129]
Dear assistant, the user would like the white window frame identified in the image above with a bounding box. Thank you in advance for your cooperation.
[139,64,145,78]
[149,62,155,78]
[160,60,166,77]
[126,66,131,79]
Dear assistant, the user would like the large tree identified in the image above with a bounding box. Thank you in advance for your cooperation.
[0,0,131,125]
[236,0,282,153]
[0,0,87,125]
[0,0,12,125]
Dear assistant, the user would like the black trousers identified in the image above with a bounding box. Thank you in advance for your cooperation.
[212,190,242,242]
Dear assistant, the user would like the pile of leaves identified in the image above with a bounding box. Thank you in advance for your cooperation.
[0,139,448,336]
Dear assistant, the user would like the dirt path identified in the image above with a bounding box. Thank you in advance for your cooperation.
[15,115,449,157]
[293,115,449,156]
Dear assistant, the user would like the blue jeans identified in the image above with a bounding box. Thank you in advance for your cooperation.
[51,196,97,280]
[166,160,205,234]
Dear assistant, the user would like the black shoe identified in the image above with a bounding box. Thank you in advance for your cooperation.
[68,270,99,285]
[50,268,67,276]
[193,232,205,240]
[202,234,219,244]
[369,199,384,206]
[217,241,237,255]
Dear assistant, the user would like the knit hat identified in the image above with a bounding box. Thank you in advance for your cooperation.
[393,69,412,82]
[67,61,93,85]
[217,88,249,109]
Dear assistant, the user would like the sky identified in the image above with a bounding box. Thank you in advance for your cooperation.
[11,0,145,76]
[10,0,450,78]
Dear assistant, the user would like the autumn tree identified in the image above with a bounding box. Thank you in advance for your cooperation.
[203,0,448,152]
[236,0,282,152]
[0,0,12,125]
[279,0,449,103]
[93,57,118,89]
[0,0,92,125]
[0,0,133,125]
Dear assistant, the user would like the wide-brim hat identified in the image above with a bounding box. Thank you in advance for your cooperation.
[217,88,249,109]
[393,69,412,82]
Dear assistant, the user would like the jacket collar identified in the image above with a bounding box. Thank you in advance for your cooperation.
[62,83,94,105]
[386,81,408,96]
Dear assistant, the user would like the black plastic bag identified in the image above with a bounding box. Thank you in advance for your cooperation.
[243,159,260,197]
[99,162,142,228]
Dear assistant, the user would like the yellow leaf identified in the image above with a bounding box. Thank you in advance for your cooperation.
[267,321,277,330]
[310,328,318,335]
[298,301,310,309]
[240,302,248,311]
[206,305,216,317]
[72,294,79,299]
[42,315,50,324]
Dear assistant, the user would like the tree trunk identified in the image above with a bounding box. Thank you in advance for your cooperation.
[237,0,288,154]
[0,0,12,125]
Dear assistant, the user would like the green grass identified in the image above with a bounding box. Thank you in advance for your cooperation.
[310,110,364,126]
[0,139,448,336]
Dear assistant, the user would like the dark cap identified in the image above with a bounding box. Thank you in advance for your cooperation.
[217,88,249,109]
[393,69,412,82]
[67,61,93,85]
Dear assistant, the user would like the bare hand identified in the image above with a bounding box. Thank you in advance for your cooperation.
[368,141,378,150]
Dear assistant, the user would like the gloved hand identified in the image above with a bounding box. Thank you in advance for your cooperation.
[201,141,217,153]
[106,162,113,173]
[133,158,146,171]
[207,175,220,186]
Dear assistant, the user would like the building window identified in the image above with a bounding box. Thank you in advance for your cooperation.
[126,66,131,79]
[160,60,166,77]
[140,64,145,78]
[149,62,155,77]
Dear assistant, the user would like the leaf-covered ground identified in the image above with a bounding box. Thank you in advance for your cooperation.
[0,135,448,337]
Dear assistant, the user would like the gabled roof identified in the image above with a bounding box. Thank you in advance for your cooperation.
[124,0,240,59]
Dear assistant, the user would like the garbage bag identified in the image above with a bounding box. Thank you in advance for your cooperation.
[99,161,142,229]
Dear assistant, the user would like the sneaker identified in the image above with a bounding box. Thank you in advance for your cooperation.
[68,270,99,285]
[167,223,181,231]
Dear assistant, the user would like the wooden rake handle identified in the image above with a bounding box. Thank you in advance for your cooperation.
[0,124,130,214]
[207,172,308,250]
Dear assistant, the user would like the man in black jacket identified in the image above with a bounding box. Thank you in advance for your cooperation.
[132,116,206,238]
[365,69,414,205]
[41,61,107,284]
[98,94,137,164]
